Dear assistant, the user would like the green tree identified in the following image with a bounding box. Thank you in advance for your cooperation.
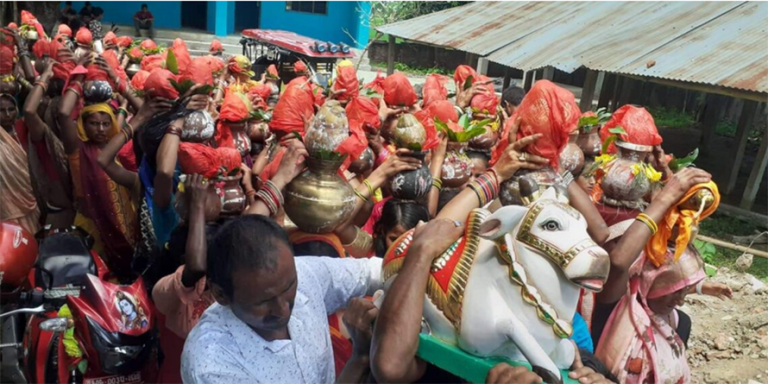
[370,1,470,27]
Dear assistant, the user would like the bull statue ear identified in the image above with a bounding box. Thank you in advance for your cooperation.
[478,205,527,240]
[540,187,558,201]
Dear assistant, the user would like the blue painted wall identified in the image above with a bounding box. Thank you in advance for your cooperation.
[259,1,369,48]
[68,1,182,30]
[64,1,370,45]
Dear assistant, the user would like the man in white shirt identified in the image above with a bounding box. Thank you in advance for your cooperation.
[181,215,381,384]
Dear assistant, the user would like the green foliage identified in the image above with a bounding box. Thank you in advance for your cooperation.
[647,107,695,129]
[715,119,737,137]
[697,213,768,281]
[434,114,490,143]
[693,239,717,264]
[165,49,178,74]
[372,62,452,76]
[578,107,611,133]
[169,78,213,98]
[601,126,627,153]
[360,87,383,100]
[289,132,346,161]
[668,148,699,172]
[407,142,423,152]
[463,75,474,91]
[370,1,470,27]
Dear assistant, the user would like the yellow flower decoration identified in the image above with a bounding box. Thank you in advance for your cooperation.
[177,181,185,193]
[645,165,662,182]
[57,305,82,358]
[631,163,642,176]
[595,154,616,165]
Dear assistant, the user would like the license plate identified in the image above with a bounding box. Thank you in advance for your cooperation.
[84,372,142,384]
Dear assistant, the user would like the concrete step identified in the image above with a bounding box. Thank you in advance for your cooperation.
[114,25,242,46]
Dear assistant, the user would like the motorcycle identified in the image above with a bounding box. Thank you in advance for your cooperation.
[0,224,158,384]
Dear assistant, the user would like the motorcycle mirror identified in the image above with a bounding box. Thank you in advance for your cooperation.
[39,317,70,333]
[0,305,46,319]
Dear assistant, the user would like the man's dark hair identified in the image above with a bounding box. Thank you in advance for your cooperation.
[207,215,291,298]
[92,7,104,17]
[467,150,490,163]
[501,86,526,107]
[141,3,148,9]
[66,2,72,6]
[85,2,91,6]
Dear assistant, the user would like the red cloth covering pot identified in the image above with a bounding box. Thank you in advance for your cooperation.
[140,39,157,52]
[294,60,308,75]
[103,31,117,47]
[178,143,221,179]
[75,27,92,46]
[413,108,443,152]
[346,96,380,132]
[128,47,145,62]
[425,99,458,125]
[362,71,385,102]
[20,10,46,39]
[247,82,272,110]
[454,64,477,88]
[130,70,150,91]
[331,60,359,102]
[204,56,225,76]
[422,74,449,108]
[599,105,662,154]
[0,45,14,76]
[383,73,417,107]
[58,24,72,37]
[180,57,214,87]
[470,74,498,114]
[287,76,325,107]
[32,39,51,59]
[216,92,252,148]
[170,38,191,74]
[491,80,578,168]
[144,69,179,100]
[210,40,223,54]
[7,22,17,30]
[116,36,133,48]
[269,84,315,134]
[216,147,242,174]
[102,50,127,83]
[228,55,253,78]
[336,114,368,173]
[141,54,164,72]
[266,64,279,80]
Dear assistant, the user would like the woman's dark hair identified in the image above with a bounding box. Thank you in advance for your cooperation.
[207,215,291,298]
[437,188,462,213]
[467,150,490,164]
[502,86,526,107]
[293,241,340,258]
[373,200,429,258]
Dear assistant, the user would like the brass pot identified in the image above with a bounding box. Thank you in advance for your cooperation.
[576,129,601,158]
[348,147,374,175]
[218,175,246,215]
[174,175,223,222]
[600,141,653,207]
[499,167,561,206]
[441,142,472,188]
[284,158,356,234]
[559,132,585,176]
[468,123,499,150]
[392,113,426,150]
[390,151,432,200]
[680,189,716,212]
[126,62,141,79]
[181,111,215,143]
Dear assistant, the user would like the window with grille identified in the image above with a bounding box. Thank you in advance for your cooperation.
[285,1,328,15]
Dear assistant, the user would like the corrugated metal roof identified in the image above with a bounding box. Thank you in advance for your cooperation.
[376,1,768,94]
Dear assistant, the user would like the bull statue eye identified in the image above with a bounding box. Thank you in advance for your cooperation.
[541,219,561,231]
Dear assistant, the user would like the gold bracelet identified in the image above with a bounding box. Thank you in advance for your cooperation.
[354,189,370,202]
[362,179,375,196]
[635,213,658,235]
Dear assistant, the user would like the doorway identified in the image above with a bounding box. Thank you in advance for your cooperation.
[181,2,208,30]
[235,2,261,32]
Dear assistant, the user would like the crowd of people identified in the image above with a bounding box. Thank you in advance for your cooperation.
[0,10,737,384]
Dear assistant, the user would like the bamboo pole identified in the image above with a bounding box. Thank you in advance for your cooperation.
[696,234,768,259]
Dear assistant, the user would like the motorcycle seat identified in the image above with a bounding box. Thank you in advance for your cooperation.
[35,232,96,290]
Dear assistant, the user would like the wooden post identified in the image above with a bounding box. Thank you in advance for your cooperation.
[476,57,489,76]
[618,77,634,107]
[726,100,757,195]
[387,35,395,76]
[597,73,616,110]
[502,67,511,90]
[523,71,534,92]
[579,69,599,112]
[611,76,624,109]
[699,94,724,155]
[740,121,768,210]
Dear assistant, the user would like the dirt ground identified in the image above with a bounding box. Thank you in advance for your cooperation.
[685,268,768,384]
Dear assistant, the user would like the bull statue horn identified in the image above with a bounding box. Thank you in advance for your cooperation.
[553,183,570,205]
[519,176,542,206]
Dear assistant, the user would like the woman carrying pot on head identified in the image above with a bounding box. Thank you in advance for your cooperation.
[593,167,718,384]
[56,57,140,281]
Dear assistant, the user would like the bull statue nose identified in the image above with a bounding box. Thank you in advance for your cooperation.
[564,246,610,292]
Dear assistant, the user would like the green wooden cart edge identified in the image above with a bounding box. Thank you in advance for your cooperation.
[416,334,578,384]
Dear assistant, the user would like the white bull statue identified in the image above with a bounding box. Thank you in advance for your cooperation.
[380,188,610,383]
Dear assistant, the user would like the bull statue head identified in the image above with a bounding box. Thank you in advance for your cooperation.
[478,186,609,292]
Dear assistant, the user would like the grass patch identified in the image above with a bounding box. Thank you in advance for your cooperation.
[647,107,696,129]
[697,213,768,281]
[371,61,452,76]
[369,30,405,44]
